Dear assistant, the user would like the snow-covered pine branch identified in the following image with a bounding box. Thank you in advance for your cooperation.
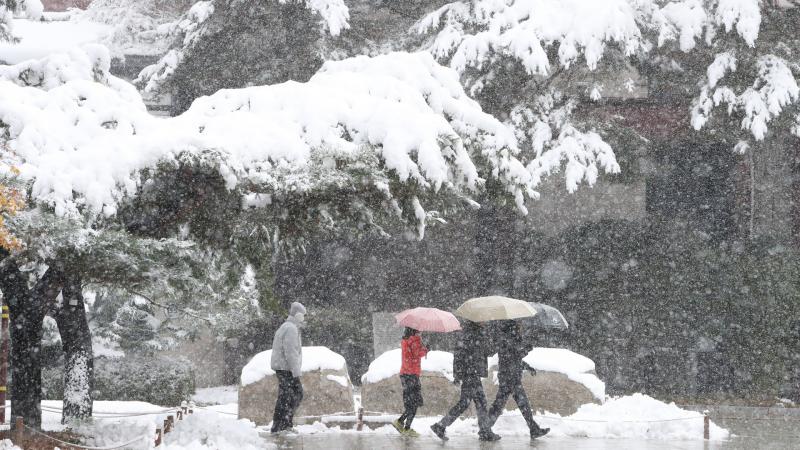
[1,47,536,240]
[136,0,350,98]
[418,0,798,174]
[73,0,197,58]
[0,0,42,42]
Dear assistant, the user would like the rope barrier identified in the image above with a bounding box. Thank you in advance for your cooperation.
[534,415,701,423]
[22,424,146,450]
[39,405,180,419]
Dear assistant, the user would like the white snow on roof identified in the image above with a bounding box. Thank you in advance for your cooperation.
[240,346,347,386]
[361,348,454,384]
[0,18,111,64]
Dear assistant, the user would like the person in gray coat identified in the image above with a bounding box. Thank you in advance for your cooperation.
[270,302,306,433]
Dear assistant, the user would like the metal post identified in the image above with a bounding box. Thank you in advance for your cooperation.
[0,304,9,425]
[703,410,710,440]
[13,417,23,444]
[356,407,364,431]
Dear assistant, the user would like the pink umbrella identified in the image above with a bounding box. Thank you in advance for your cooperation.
[395,307,462,333]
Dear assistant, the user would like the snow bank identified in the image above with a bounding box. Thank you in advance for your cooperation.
[524,347,605,401]
[159,410,271,450]
[240,346,346,386]
[361,348,454,384]
[533,393,730,440]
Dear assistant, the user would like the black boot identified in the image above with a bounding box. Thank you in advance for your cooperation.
[430,423,448,441]
[530,427,550,439]
[479,430,501,441]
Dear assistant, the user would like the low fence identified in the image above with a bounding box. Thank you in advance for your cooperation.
[4,401,197,449]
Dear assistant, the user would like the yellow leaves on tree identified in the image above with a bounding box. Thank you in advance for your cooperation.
[0,166,23,251]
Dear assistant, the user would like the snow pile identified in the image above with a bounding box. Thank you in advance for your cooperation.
[361,348,454,384]
[2,49,536,229]
[65,406,268,450]
[533,393,730,440]
[0,440,21,450]
[159,411,271,450]
[240,346,347,386]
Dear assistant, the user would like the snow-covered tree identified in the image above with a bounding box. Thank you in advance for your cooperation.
[136,0,351,112]
[1,43,542,426]
[0,0,42,42]
[419,0,800,160]
[76,0,196,57]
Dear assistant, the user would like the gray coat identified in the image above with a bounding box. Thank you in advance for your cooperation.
[270,315,303,377]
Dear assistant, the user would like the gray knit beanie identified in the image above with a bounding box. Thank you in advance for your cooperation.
[289,302,306,317]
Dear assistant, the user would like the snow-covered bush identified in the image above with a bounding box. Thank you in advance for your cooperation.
[42,355,194,406]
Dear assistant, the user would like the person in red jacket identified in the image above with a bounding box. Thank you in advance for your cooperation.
[393,327,428,436]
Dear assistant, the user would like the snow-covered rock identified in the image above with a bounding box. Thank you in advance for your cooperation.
[360,349,460,416]
[238,346,353,425]
[486,347,604,416]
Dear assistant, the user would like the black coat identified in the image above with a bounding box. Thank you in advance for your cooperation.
[496,324,531,385]
[453,324,490,381]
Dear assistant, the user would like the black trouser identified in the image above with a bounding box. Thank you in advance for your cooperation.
[487,380,541,432]
[398,374,423,429]
[271,370,304,432]
[437,376,491,433]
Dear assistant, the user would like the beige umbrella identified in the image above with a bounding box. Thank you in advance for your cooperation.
[455,296,537,322]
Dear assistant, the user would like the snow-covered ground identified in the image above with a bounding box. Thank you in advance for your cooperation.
[192,385,239,406]
[3,390,727,449]
[296,394,728,441]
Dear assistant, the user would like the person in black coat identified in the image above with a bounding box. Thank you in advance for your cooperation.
[430,320,500,442]
[487,320,549,439]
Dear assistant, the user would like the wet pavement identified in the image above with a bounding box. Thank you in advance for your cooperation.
[265,416,800,449]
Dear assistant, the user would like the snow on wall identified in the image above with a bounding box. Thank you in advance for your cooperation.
[487,347,606,401]
[240,346,347,386]
[361,348,454,384]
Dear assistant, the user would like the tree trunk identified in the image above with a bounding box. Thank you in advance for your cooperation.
[1,264,64,429]
[53,273,93,424]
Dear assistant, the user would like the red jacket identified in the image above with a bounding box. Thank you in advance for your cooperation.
[400,335,428,375]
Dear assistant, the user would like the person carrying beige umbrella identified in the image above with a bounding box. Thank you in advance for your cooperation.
[443,296,548,440]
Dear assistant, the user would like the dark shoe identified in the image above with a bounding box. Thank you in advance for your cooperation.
[530,427,550,439]
[479,431,501,441]
[430,423,449,441]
